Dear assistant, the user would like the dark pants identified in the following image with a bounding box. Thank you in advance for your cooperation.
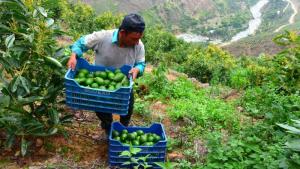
[96,91,134,135]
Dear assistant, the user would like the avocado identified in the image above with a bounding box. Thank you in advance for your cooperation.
[85,78,94,85]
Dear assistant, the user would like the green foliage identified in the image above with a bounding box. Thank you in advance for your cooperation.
[57,0,122,38]
[235,55,274,86]
[228,67,252,89]
[133,97,151,116]
[119,146,152,169]
[204,123,286,169]
[183,45,236,83]
[41,0,64,18]
[155,160,178,169]
[277,120,300,168]
[143,26,192,65]
[137,63,170,99]
[270,31,300,94]
[140,69,239,130]
[166,80,239,130]
[0,0,72,156]
[241,85,300,123]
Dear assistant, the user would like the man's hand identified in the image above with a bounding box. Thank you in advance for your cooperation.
[67,53,77,70]
[129,67,140,81]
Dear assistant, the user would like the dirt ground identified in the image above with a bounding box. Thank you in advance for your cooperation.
[0,103,185,169]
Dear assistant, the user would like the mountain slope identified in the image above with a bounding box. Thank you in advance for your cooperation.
[81,0,258,40]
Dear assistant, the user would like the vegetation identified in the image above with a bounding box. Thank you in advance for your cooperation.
[0,0,299,168]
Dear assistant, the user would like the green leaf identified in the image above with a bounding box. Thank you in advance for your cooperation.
[25,122,44,135]
[122,161,131,165]
[60,114,73,123]
[154,161,178,169]
[19,76,30,94]
[279,159,288,169]
[0,0,26,12]
[48,127,58,135]
[277,123,300,134]
[6,133,15,148]
[49,109,59,125]
[11,76,21,93]
[292,120,300,125]
[46,18,54,27]
[44,56,63,68]
[0,95,10,107]
[0,23,10,32]
[130,157,138,163]
[21,33,34,43]
[130,146,141,155]
[36,6,47,17]
[120,150,131,157]
[285,139,300,152]
[0,54,13,71]
[17,96,43,105]
[144,164,153,168]
[33,9,38,18]
[21,137,29,156]
[5,34,15,49]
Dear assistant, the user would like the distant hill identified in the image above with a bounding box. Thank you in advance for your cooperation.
[222,0,300,56]
[79,0,300,56]
[79,0,258,41]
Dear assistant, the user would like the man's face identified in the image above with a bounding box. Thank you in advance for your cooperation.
[120,30,143,47]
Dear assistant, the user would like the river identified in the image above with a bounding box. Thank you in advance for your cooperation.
[176,0,270,44]
[230,0,269,42]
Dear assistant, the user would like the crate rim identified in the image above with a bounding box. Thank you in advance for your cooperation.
[65,69,133,92]
[109,121,168,147]
[64,58,134,92]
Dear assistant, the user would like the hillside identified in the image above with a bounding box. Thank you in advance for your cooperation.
[80,0,258,41]
[80,0,300,56]
[222,0,300,56]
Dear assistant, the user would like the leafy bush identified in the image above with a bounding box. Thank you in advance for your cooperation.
[241,85,300,123]
[204,124,286,169]
[228,67,252,89]
[143,26,191,65]
[183,45,236,83]
[277,120,300,168]
[159,77,239,130]
[0,0,71,156]
[270,31,300,94]
[136,63,170,99]
[235,55,274,87]
[55,0,122,39]
[167,90,238,130]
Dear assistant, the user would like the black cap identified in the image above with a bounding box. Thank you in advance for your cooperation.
[119,13,145,33]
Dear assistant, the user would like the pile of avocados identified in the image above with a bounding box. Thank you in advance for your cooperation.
[112,129,162,146]
[74,68,130,90]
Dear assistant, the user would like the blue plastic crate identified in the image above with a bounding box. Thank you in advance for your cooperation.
[64,58,133,115]
[109,122,167,169]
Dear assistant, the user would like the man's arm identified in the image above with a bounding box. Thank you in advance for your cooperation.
[67,31,105,70]
[67,36,88,70]
[134,62,146,76]
[130,41,146,80]
[70,36,88,58]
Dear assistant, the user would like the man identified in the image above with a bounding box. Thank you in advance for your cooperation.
[67,13,146,137]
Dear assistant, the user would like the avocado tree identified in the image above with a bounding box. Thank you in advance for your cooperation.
[0,0,71,156]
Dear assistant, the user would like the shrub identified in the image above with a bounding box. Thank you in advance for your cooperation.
[183,45,236,83]
[0,0,71,156]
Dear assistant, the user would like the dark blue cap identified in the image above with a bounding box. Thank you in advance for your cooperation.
[119,13,145,33]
